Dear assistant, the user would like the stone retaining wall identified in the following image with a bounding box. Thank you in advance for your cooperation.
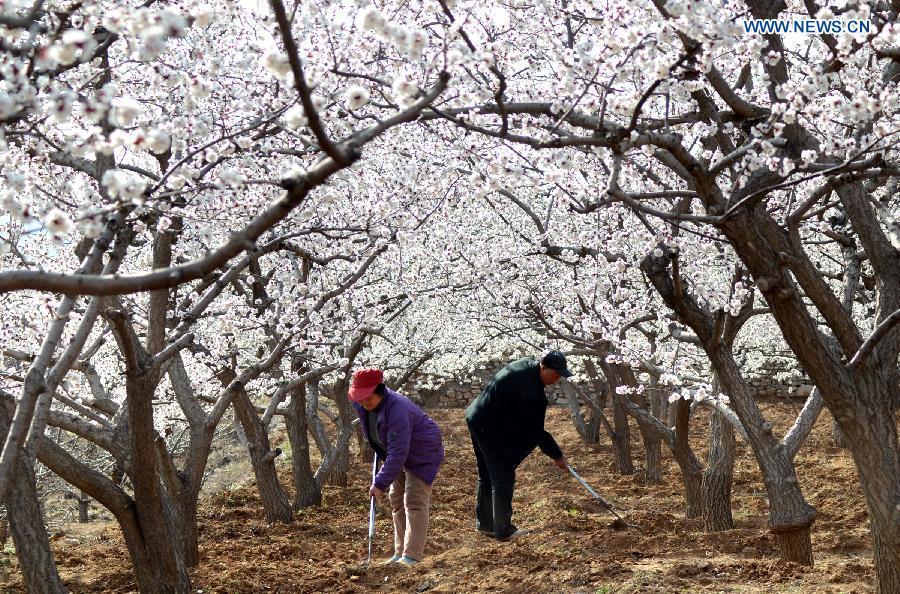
[410,362,813,409]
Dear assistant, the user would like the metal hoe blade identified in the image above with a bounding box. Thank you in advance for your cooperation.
[367,456,378,565]
[568,465,638,528]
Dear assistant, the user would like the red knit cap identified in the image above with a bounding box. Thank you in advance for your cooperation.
[348,368,383,402]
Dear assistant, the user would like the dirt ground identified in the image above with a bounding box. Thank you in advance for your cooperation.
[1,401,877,593]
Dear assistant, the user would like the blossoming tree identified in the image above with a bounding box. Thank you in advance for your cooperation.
[2,0,899,592]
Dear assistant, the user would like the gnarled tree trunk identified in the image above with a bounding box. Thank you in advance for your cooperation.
[643,248,816,564]
[610,393,634,475]
[642,389,664,485]
[0,407,66,594]
[232,386,293,523]
[213,365,292,524]
[563,381,601,445]
[34,424,191,594]
[671,400,703,519]
[107,311,192,591]
[286,383,323,508]
[701,409,735,531]
[619,394,705,520]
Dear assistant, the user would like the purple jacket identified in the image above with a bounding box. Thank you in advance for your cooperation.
[353,388,444,491]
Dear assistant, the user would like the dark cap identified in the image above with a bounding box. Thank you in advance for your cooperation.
[541,351,573,378]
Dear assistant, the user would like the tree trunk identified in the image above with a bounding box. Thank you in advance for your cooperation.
[641,425,662,485]
[0,511,8,547]
[873,519,900,594]
[233,408,248,447]
[708,344,814,563]
[5,455,66,594]
[563,382,600,445]
[125,375,192,592]
[629,390,662,485]
[838,377,900,594]
[323,385,353,487]
[610,393,634,475]
[231,387,293,523]
[115,510,188,594]
[642,247,816,564]
[618,365,660,484]
[593,359,634,475]
[618,392,707,522]
[0,402,66,594]
[644,389,665,485]
[831,419,850,448]
[701,410,735,531]
[717,188,900,577]
[672,400,703,519]
[285,384,322,508]
[169,494,200,568]
[78,491,90,523]
[772,524,814,564]
[25,399,191,594]
[113,346,191,593]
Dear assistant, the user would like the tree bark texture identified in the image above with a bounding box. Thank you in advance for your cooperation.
[124,373,191,591]
[672,400,703,519]
[595,359,636,476]
[78,491,90,523]
[0,511,8,547]
[618,395,705,521]
[831,420,850,449]
[231,386,293,523]
[643,389,664,485]
[563,382,601,445]
[701,410,735,532]
[0,402,66,594]
[4,461,66,593]
[610,393,634,476]
[613,362,660,483]
[108,311,192,592]
[286,384,323,508]
[321,386,354,488]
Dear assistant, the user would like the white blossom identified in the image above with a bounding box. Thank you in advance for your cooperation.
[47,88,75,123]
[392,77,418,98]
[110,98,143,127]
[357,7,387,33]
[44,208,74,235]
[283,105,308,129]
[264,52,293,79]
[147,129,171,154]
[344,86,370,110]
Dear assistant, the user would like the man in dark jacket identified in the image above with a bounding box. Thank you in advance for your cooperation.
[465,351,571,539]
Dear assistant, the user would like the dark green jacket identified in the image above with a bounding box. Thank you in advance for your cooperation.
[465,358,563,465]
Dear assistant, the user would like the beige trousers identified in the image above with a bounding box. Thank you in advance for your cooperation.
[388,469,433,561]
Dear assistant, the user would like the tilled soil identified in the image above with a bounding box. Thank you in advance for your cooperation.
[0,402,877,593]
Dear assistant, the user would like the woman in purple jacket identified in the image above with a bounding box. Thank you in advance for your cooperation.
[349,368,444,565]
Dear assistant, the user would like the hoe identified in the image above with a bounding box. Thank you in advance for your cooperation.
[568,465,638,530]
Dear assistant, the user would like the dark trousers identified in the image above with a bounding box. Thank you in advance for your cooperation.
[467,423,517,539]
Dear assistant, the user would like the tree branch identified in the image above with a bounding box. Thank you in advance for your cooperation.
[268,0,348,165]
[847,307,900,369]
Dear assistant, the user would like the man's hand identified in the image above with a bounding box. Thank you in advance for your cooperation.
[369,485,384,500]
[554,455,568,470]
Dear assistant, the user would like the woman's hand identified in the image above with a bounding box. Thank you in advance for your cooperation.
[369,485,384,500]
